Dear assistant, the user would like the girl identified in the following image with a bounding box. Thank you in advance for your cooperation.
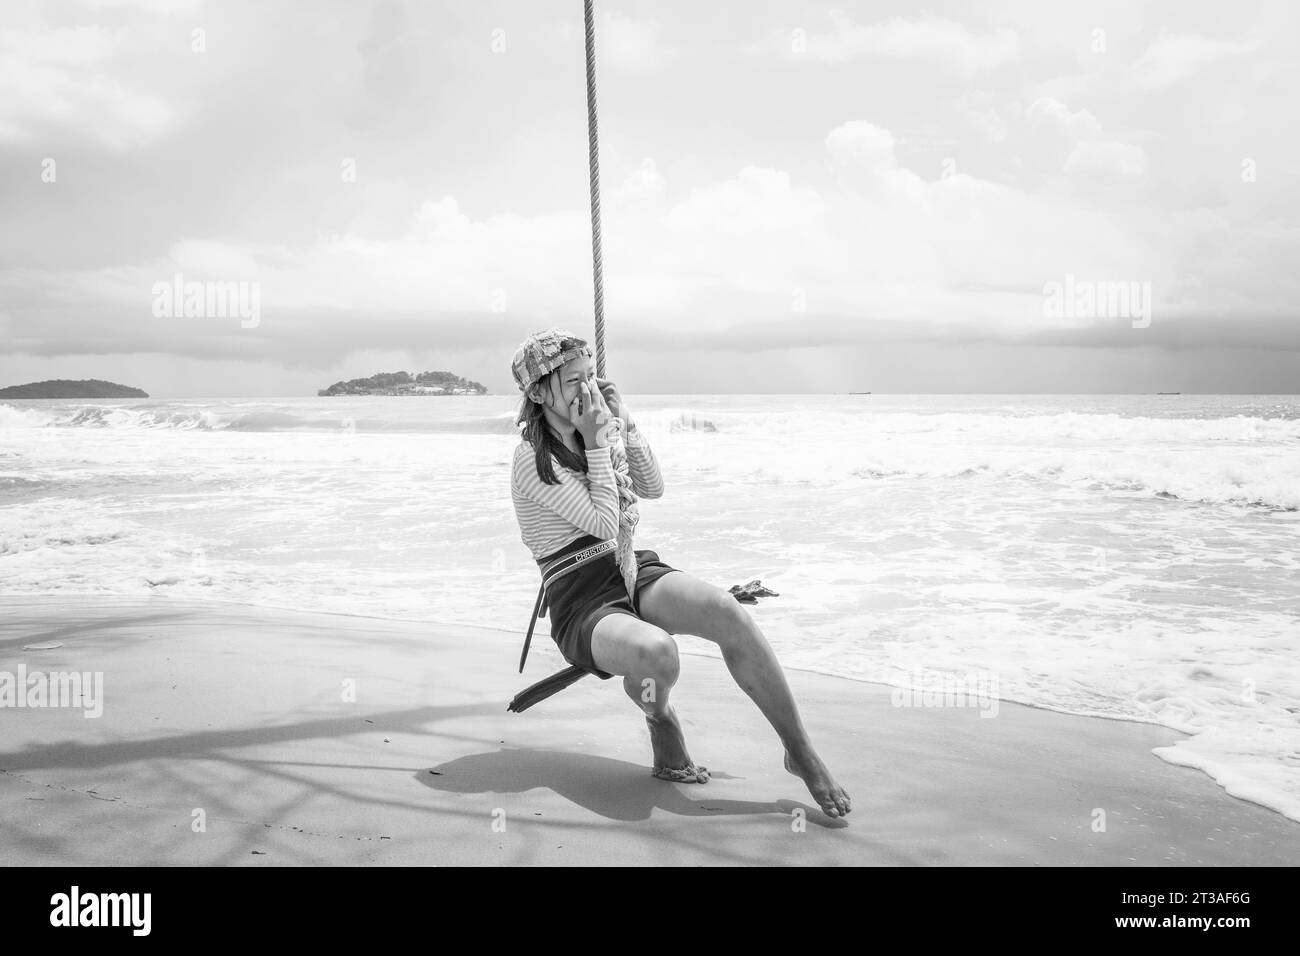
[510,328,851,818]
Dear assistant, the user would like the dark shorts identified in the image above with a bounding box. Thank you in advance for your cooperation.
[540,534,680,680]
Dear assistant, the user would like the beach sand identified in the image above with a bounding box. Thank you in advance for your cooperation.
[1,595,1295,866]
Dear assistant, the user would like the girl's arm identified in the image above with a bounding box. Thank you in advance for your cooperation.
[514,444,621,540]
[622,420,664,499]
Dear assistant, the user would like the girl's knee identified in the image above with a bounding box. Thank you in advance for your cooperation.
[711,587,750,622]
[593,613,680,684]
[636,633,680,685]
[707,589,756,644]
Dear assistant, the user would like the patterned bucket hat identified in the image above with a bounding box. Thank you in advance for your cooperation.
[510,328,593,392]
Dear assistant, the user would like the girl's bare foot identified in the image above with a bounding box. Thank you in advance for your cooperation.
[785,749,851,817]
[645,706,709,783]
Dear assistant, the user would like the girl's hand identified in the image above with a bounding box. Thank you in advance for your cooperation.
[568,380,613,448]
[595,377,633,428]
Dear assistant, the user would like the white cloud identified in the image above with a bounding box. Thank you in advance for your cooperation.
[412,197,473,238]
[5,0,1294,371]
[954,91,1008,144]
[1024,97,1146,181]
[799,11,1019,73]
[1133,32,1259,89]
[1026,96,1102,139]
[1064,140,1147,178]
[600,12,672,71]
[0,24,181,148]
[81,0,202,12]
[12,118,1171,348]
[610,158,667,206]
[1033,72,1096,103]
[825,121,897,170]
[0,24,114,65]
[968,107,1007,143]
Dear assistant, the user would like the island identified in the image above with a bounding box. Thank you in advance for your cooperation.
[0,379,148,399]
[318,370,487,397]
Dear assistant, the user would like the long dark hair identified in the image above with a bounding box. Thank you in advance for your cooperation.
[518,336,590,485]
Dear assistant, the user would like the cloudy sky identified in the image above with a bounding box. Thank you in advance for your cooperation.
[2,0,1297,396]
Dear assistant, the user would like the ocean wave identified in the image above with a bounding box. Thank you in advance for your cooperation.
[8,400,1299,442]
[0,402,520,435]
[0,404,55,428]
[666,412,719,433]
[640,408,1300,442]
[842,452,1300,510]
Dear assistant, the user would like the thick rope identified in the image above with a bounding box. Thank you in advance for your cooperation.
[583,0,606,377]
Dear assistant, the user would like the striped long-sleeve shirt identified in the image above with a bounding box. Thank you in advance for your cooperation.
[511,420,664,562]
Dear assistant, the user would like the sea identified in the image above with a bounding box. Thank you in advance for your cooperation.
[2,393,1298,822]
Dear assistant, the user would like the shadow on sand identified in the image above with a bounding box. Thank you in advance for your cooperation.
[421,747,844,827]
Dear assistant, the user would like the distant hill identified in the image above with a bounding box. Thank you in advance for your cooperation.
[0,379,149,399]
[318,370,487,396]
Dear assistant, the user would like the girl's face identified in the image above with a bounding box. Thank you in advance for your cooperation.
[533,354,596,418]
[556,354,597,411]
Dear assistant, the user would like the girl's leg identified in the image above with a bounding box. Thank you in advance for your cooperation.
[589,611,709,782]
[637,571,852,817]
